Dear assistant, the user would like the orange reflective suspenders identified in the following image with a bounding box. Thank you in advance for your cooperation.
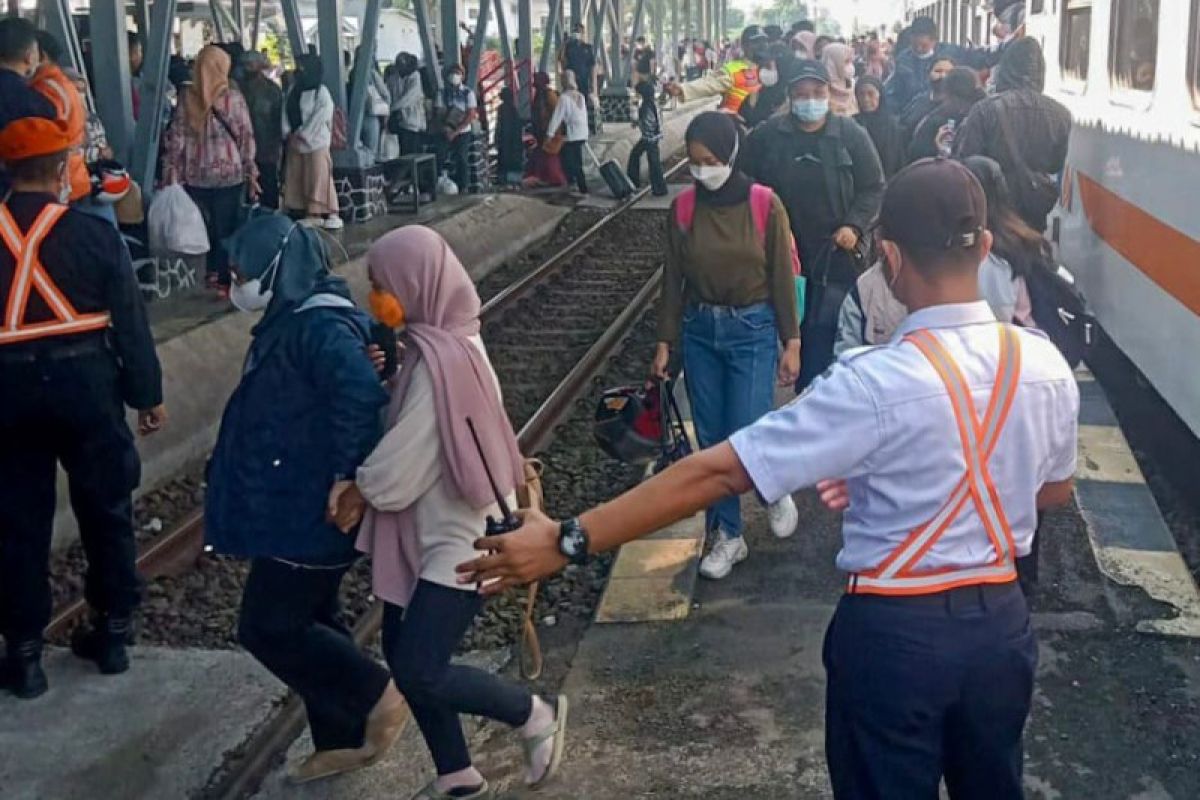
[0,203,110,346]
[849,325,1023,596]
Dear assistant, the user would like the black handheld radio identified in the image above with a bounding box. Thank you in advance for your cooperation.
[466,417,522,536]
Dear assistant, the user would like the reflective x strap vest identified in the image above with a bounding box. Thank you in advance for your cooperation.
[719,60,761,113]
[0,203,111,345]
[849,325,1022,595]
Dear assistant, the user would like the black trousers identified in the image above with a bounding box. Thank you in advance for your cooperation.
[0,349,142,646]
[397,129,424,158]
[824,582,1036,799]
[560,141,588,193]
[383,581,532,775]
[238,558,391,752]
[627,139,667,195]
[185,183,244,287]
[255,160,280,210]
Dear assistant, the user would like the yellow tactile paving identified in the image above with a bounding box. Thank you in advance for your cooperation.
[609,538,703,579]
[596,512,706,623]
[1077,424,1146,485]
[595,576,696,623]
[1087,544,1200,638]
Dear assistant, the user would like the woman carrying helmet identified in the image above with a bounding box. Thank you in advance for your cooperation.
[652,111,802,581]
[329,226,569,799]
[204,214,406,785]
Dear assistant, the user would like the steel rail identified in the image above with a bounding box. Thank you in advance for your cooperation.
[480,158,686,319]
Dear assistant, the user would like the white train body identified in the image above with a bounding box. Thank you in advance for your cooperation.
[908,1,1200,437]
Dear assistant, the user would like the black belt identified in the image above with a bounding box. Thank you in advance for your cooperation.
[0,336,110,364]
[846,580,1022,608]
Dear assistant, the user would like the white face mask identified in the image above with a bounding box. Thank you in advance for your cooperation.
[230,279,274,312]
[449,73,463,86]
[690,163,732,191]
[759,67,779,87]
[57,164,70,204]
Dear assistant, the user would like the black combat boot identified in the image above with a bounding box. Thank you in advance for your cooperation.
[1,640,49,699]
[70,614,132,675]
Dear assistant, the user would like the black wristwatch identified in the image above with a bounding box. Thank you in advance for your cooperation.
[558,518,591,565]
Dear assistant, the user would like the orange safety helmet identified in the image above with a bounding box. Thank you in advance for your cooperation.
[0,117,72,162]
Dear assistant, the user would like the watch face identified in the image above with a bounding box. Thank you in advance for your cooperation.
[563,529,586,557]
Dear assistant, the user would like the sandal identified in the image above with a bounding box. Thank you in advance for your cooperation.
[522,694,569,790]
[410,779,490,799]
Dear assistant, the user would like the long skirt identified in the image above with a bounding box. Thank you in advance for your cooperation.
[283,144,339,216]
[525,147,567,187]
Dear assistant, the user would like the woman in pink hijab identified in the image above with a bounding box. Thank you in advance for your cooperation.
[822,42,859,116]
[339,226,567,799]
[792,30,817,60]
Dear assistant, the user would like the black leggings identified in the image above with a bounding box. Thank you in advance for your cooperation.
[185,183,243,286]
[383,580,533,775]
[560,140,588,193]
[238,558,391,752]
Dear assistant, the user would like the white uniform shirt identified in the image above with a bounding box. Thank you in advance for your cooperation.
[730,301,1079,575]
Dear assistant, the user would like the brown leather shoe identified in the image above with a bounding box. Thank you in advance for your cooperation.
[287,746,377,785]
[363,682,409,763]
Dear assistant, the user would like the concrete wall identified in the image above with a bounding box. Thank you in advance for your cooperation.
[51,195,568,550]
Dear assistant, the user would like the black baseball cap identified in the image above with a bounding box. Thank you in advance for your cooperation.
[741,25,769,46]
[879,158,987,251]
[788,59,830,86]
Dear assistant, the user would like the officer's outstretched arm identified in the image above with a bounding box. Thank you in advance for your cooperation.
[458,443,752,593]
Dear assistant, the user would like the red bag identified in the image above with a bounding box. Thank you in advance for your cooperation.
[331,107,348,150]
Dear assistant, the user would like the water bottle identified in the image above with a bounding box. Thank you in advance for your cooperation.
[938,119,957,158]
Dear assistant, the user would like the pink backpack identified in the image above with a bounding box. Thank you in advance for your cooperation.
[673,183,803,277]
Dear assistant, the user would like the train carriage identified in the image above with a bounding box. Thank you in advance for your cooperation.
[909,0,1200,438]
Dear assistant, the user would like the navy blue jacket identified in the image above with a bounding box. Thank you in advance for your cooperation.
[205,304,387,565]
[885,44,995,114]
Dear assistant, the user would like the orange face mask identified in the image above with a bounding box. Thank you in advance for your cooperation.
[368,288,406,329]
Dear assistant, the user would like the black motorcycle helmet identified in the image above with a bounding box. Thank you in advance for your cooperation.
[593,384,663,465]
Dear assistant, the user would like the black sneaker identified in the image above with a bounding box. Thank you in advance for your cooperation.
[2,640,48,699]
[70,615,132,675]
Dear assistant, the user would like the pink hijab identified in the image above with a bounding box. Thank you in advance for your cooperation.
[793,31,817,60]
[822,43,859,116]
[356,226,523,603]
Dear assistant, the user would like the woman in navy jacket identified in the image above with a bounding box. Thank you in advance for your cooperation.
[205,214,406,785]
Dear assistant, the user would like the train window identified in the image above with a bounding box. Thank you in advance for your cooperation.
[1190,1,1200,107]
[1060,1,1092,82]
[1109,0,1159,91]
[1031,0,1046,12]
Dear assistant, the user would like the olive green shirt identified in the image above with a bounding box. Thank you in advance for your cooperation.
[658,193,801,344]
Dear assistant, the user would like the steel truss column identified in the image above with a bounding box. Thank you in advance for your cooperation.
[346,0,382,160]
[466,0,491,89]
[624,0,645,82]
[131,0,177,194]
[570,0,582,30]
[317,0,347,113]
[232,0,244,42]
[492,0,514,67]
[538,0,563,76]
[89,0,134,160]
[412,0,443,102]
[440,0,460,68]
[607,0,621,86]
[210,0,228,41]
[591,0,609,83]
[250,0,263,49]
[517,0,533,115]
[279,0,306,59]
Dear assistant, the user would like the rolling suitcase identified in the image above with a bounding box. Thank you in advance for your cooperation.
[585,144,636,199]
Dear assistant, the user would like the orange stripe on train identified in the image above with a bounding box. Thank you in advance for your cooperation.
[1076,171,1200,317]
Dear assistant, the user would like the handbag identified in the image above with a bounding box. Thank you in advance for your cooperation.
[996,108,1059,225]
[367,84,390,117]
[514,458,546,680]
[1025,260,1095,368]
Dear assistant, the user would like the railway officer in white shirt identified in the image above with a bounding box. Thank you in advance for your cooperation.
[457,158,1080,798]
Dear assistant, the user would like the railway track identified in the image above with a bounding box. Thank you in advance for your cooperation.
[45,164,687,799]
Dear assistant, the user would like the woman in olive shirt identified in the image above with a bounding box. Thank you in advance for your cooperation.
[650,112,801,581]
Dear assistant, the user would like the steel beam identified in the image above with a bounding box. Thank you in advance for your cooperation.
[279,0,306,58]
[570,0,582,31]
[441,0,460,68]
[492,0,514,68]
[538,0,562,75]
[317,0,347,111]
[591,0,609,88]
[412,0,442,101]
[608,0,621,86]
[466,0,490,89]
[210,0,228,41]
[89,0,134,160]
[517,0,533,114]
[131,0,177,195]
[133,0,149,41]
[625,0,645,82]
[346,0,382,155]
[232,0,244,42]
[250,0,263,49]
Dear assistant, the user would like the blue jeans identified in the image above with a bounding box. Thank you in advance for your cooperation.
[681,302,779,538]
[72,195,119,228]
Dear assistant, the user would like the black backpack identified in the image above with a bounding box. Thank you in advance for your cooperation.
[1026,260,1095,369]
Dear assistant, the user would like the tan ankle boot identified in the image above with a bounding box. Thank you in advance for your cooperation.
[363,680,409,762]
[287,746,377,785]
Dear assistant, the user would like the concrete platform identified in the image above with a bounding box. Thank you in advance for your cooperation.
[0,646,283,800]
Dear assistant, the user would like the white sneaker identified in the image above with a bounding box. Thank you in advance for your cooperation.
[699,533,748,580]
[300,216,323,227]
[767,495,798,539]
[323,215,345,230]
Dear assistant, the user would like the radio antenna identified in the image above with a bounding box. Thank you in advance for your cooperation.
[466,417,517,525]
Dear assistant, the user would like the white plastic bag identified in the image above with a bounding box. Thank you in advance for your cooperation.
[437,175,460,196]
[147,184,210,255]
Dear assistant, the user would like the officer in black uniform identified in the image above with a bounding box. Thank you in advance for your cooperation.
[0,117,165,699]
